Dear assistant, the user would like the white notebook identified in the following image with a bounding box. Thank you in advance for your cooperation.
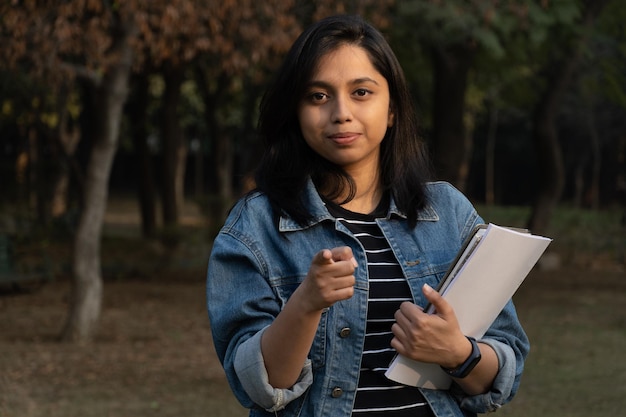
[385,223,552,389]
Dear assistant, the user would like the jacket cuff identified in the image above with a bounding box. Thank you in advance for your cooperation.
[234,327,313,412]
[455,338,516,413]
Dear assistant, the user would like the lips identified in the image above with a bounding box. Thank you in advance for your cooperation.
[327,132,360,145]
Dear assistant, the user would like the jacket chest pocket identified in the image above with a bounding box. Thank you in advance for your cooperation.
[403,252,456,306]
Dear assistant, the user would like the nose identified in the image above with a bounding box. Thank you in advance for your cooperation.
[331,95,352,123]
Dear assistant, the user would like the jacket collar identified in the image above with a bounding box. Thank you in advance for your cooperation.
[278,178,439,232]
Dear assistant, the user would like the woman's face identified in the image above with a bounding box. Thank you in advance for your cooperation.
[297,44,393,175]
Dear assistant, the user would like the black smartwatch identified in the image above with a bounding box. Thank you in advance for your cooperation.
[441,336,482,378]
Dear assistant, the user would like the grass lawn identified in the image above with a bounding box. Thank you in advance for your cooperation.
[500,268,626,416]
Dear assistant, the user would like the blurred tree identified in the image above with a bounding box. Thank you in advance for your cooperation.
[306,0,395,27]
[159,62,186,232]
[118,1,221,239]
[192,0,301,227]
[0,0,303,340]
[466,1,581,207]
[126,72,157,237]
[133,1,216,234]
[392,0,590,193]
[0,60,82,225]
[393,0,516,190]
[527,0,611,234]
[1,1,138,342]
[48,85,82,220]
[568,0,626,210]
[66,21,135,342]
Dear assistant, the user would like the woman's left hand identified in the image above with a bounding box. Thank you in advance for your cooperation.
[390,283,472,369]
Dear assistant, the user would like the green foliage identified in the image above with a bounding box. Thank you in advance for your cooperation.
[0,0,624,216]
[473,26,505,58]
[478,204,625,260]
[395,0,583,59]
[390,0,601,135]
[591,0,626,108]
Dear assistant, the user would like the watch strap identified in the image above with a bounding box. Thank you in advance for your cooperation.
[441,336,482,378]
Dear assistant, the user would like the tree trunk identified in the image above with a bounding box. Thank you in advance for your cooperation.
[215,131,234,214]
[160,64,186,230]
[573,158,585,208]
[29,126,46,225]
[527,95,566,234]
[239,80,265,189]
[130,73,157,238]
[527,0,609,233]
[194,69,233,228]
[50,87,81,219]
[431,43,475,191]
[485,101,499,206]
[61,21,135,343]
[586,107,601,210]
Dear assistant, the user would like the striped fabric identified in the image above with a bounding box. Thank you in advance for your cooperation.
[326,200,435,417]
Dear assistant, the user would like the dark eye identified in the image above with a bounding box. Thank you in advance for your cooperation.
[354,88,371,97]
[304,91,329,104]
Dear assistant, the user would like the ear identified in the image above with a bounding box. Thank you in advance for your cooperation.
[387,109,395,127]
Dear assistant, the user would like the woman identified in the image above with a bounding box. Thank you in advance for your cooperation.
[207,15,529,417]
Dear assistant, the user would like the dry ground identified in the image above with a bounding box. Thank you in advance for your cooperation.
[0,278,247,417]
[0,198,247,417]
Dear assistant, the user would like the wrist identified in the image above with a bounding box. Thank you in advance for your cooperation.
[291,285,327,316]
[441,336,482,379]
[442,336,472,369]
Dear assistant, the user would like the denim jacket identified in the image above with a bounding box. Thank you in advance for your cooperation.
[207,180,529,417]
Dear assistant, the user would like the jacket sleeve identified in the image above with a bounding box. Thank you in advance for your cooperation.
[452,299,530,413]
[207,229,313,412]
[234,327,313,411]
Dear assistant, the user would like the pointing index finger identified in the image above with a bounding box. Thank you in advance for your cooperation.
[310,249,334,266]
[330,246,358,268]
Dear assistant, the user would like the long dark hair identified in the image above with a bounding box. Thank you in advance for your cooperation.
[255,15,432,227]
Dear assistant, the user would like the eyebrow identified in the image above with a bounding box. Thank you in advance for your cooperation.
[306,77,381,89]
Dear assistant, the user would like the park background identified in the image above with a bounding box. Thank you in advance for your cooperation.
[1,1,625,416]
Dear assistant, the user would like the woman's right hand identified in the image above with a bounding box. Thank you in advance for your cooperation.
[261,246,357,388]
[297,246,358,313]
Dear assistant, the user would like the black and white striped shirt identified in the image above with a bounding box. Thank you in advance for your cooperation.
[326,198,435,417]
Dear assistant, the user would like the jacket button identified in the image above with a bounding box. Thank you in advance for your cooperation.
[331,387,343,398]
[339,327,351,338]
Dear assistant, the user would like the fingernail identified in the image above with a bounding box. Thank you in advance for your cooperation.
[423,283,432,293]
[351,257,358,268]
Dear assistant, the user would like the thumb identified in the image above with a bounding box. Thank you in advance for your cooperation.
[422,283,453,317]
